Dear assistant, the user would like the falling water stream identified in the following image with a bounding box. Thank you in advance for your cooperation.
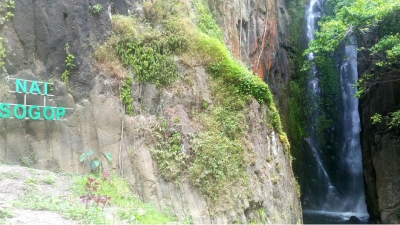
[302,0,369,223]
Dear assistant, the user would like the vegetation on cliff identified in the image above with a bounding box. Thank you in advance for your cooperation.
[95,0,289,211]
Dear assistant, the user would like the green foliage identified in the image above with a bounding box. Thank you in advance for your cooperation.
[288,81,307,152]
[1,0,15,22]
[90,4,102,14]
[15,193,109,224]
[0,208,13,222]
[20,158,30,167]
[61,43,75,83]
[194,33,283,132]
[389,110,400,129]
[370,110,400,130]
[117,41,178,89]
[190,107,249,206]
[150,120,186,182]
[259,209,267,223]
[371,113,382,124]
[120,76,134,115]
[316,58,341,148]
[143,0,187,22]
[306,0,400,129]
[304,0,400,91]
[191,0,223,41]
[14,174,175,224]
[79,150,112,174]
[288,0,308,47]
[325,0,354,15]
[0,38,6,68]
[80,177,111,210]
[184,78,251,208]
[115,23,188,89]
[370,34,400,67]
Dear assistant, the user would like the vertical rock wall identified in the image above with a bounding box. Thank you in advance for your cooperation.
[208,0,291,128]
[359,51,400,223]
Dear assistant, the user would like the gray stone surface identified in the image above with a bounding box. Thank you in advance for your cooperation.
[359,53,400,223]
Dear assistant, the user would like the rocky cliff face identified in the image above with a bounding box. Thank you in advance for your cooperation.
[359,52,400,223]
[208,0,291,128]
[0,0,301,223]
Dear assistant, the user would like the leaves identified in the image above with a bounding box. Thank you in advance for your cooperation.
[89,160,100,171]
[120,76,134,115]
[304,0,400,64]
[104,152,113,163]
[117,39,180,89]
[62,43,75,83]
[79,150,94,162]
[0,38,5,68]
[81,177,111,210]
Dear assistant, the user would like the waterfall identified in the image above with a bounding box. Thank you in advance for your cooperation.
[338,35,368,214]
[302,0,369,222]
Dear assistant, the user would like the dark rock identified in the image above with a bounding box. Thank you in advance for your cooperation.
[111,0,135,15]
[348,216,362,224]
[359,37,400,223]
[2,0,112,101]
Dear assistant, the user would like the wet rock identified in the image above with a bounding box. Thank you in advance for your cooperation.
[348,216,362,224]
[359,45,400,223]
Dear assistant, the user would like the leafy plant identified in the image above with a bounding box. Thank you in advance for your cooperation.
[120,76,134,115]
[12,171,175,224]
[194,30,284,133]
[116,39,182,89]
[150,120,186,182]
[191,0,223,41]
[259,209,267,223]
[1,0,15,22]
[90,4,102,14]
[80,177,111,210]
[0,208,13,222]
[371,113,382,124]
[20,158,30,167]
[42,176,55,185]
[61,43,75,83]
[79,150,112,174]
[0,38,6,68]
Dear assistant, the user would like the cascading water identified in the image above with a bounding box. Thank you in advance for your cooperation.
[337,35,368,215]
[302,0,369,222]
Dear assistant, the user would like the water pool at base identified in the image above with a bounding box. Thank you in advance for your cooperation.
[303,210,370,224]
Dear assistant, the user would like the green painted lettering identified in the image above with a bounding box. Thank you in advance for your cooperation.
[28,105,40,120]
[0,103,10,118]
[29,81,41,95]
[56,107,65,120]
[43,82,48,95]
[43,106,54,120]
[15,79,27,93]
[14,104,26,119]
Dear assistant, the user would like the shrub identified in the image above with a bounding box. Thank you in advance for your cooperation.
[90,4,102,14]
[61,43,75,83]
